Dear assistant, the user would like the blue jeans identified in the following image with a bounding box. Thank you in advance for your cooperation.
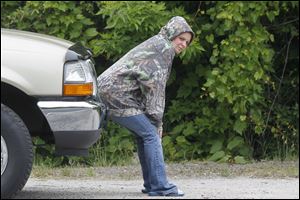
[110,114,178,194]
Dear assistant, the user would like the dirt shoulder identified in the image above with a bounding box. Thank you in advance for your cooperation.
[31,160,299,180]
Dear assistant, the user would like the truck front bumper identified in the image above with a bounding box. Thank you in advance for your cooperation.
[37,100,104,156]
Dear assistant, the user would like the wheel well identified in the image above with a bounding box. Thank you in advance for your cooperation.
[1,82,54,144]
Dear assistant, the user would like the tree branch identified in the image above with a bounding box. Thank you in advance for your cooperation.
[267,18,299,30]
[193,1,202,19]
[262,34,294,135]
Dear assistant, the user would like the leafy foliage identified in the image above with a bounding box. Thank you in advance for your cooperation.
[1,1,298,165]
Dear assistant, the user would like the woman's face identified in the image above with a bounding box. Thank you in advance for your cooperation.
[172,32,192,54]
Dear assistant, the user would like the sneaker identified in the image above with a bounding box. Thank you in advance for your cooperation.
[148,189,184,197]
[141,189,149,194]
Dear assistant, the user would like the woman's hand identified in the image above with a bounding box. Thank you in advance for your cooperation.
[158,126,163,138]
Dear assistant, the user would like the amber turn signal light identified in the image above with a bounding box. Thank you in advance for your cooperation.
[63,83,93,96]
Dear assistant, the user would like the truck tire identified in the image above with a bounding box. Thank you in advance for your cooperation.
[1,104,33,199]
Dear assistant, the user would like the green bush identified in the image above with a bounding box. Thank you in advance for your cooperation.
[2,1,298,166]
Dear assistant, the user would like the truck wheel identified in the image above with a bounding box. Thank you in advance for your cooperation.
[1,104,33,199]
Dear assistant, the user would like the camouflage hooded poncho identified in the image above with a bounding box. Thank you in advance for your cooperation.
[97,16,194,128]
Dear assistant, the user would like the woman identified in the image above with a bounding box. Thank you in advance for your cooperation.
[97,16,194,196]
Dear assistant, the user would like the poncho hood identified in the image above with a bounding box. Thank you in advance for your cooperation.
[159,16,194,44]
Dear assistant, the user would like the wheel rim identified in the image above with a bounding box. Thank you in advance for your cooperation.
[1,135,8,175]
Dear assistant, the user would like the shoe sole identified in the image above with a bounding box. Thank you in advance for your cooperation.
[148,192,184,197]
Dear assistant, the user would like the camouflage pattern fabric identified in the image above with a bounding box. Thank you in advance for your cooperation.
[97,16,194,128]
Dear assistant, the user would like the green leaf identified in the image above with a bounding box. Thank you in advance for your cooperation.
[81,18,94,25]
[218,155,231,163]
[266,12,275,22]
[216,86,226,95]
[202,23,212,31]
[208,151,225,161]
[176,136,189,146]
[269,34,274,42]
[71,22,83,31]
[210,140,223,154]
[240,115,246,121]
[233,120,247,135]
[204,78,215,87]
[172,124,185,134]
[183,123,195,136]
[46,17,52,26]
[209,92,216,99]
[216,11,232,20]
[254,69,264,80]
[205,34,214,44]
[85,28,98,37]
[227,136,244,150]
[162,136,172,146]
[234,156,247,164]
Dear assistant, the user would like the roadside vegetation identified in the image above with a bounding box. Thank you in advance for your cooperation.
[31,158,298,179]
[1,1,298,166]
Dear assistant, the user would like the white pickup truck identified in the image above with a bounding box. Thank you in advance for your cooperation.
[1,28,105,198]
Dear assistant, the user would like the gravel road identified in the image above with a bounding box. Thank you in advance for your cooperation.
[13,161,299,199]
[14,177,299,199]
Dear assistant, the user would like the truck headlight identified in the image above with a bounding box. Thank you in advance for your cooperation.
[63,59,97,96]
